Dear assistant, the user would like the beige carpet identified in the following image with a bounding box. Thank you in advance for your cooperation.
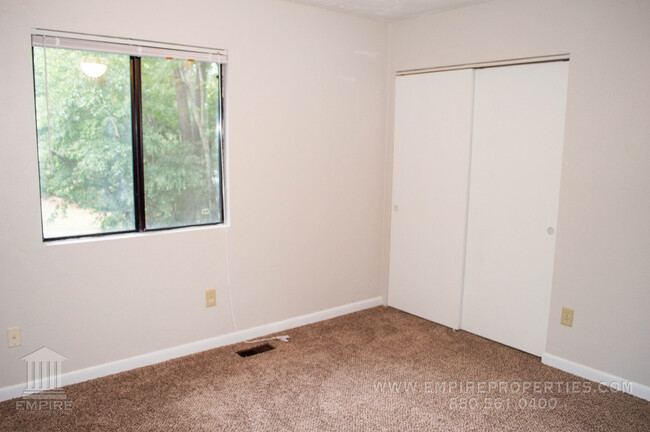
[1,306,648,431]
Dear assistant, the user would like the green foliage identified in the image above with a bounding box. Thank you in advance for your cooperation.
[33,47,222,235]
[141,58,222,228]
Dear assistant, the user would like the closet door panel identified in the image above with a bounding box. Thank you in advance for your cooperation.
[388,70,474,329]
[461,62,569,355]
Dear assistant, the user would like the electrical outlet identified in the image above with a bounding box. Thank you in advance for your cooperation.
[561,307,574,327]
[205,289,217,308]
[7,327,21,348]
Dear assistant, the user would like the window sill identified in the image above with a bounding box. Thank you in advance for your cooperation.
[42,222,229,246]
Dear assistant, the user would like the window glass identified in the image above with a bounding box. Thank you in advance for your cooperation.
[141,58,223,229]
[33,47,134,239]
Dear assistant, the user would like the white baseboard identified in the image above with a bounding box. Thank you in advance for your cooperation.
[0,296,383,402]
[542,353,650,401]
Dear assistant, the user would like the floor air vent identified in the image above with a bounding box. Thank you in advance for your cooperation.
[236,343,275,358]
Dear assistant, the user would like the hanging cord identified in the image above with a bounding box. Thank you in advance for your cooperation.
[244,335,290,344]
[224,228,238,330]
[42,35,54,175]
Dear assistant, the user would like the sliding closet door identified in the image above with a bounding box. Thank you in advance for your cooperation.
[388,70,474,329]
[461,62,569,355]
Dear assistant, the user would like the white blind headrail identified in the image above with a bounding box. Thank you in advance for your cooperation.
[31,29,228,64]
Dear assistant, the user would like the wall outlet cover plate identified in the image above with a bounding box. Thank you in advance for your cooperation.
[7,327,21,348]
[205,289,217,308]
[561,307,574,327]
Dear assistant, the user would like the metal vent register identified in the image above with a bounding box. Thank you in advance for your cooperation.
[236,344,275,358]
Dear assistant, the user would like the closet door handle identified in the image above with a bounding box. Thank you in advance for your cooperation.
[547,227,555,235]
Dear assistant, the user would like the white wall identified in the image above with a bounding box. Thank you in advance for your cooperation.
[384,0,650,386]
[0,0,387,388]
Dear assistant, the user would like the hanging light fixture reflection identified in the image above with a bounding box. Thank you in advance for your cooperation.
[80,57,107,78]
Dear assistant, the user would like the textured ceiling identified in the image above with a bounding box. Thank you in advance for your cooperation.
[285,0,491,22]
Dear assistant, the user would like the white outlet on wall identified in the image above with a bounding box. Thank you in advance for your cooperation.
[7,327,21,348]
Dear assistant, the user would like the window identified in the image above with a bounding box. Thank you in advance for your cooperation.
[31,30,227,240]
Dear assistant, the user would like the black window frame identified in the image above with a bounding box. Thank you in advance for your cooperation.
[32,42,227,242]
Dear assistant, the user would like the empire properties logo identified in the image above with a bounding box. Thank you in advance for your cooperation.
[15,347,72,414]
